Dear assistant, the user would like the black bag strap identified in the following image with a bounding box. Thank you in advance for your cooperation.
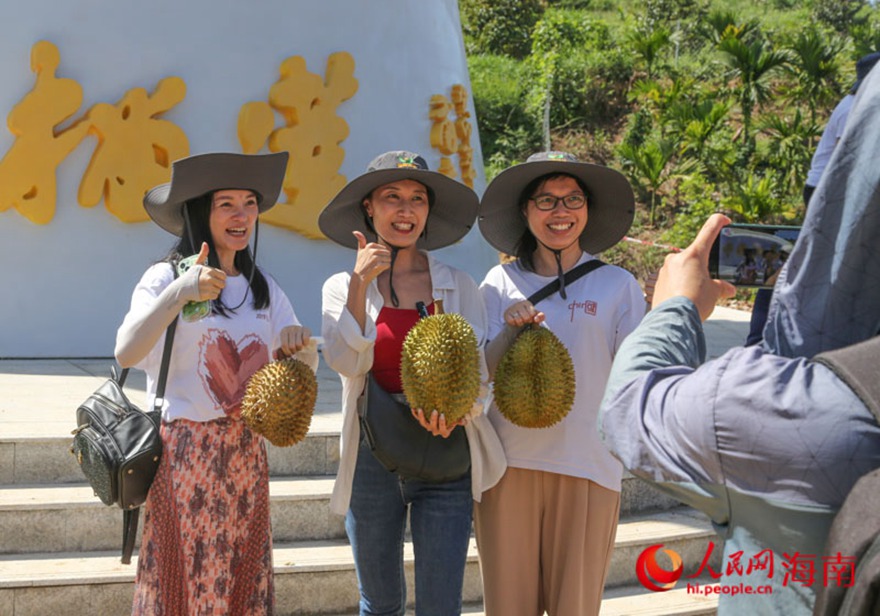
[118,263,183,564]
[121,508,140,565]
[526,259,606,306]
[115,319,178,408]
[119,318,177,565]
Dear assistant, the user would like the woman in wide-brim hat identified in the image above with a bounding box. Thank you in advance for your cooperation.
[474,151,646,616]
[116,152,318,615]
[319,150,505,615]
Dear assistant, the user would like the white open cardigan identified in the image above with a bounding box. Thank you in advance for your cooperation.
[320,252,507,515]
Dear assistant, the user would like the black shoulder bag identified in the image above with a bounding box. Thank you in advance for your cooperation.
[357,301,471,483]
[812,336,880,616]
[71,318,177,564]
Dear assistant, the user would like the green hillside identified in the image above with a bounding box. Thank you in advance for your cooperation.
[462,0,879,287]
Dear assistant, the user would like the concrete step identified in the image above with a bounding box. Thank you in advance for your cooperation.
[1,427,677,511]
[0,473,683,555]
[440,583,721,616]
[0,477,344,554]
[0,509,719,616]
[0,419,342,486]
[600,581,719,615]
[450,586,721,616]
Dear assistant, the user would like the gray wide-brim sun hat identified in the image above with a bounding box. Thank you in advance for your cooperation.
[318,150,479,250]
[478,151,635,255]
[143,151,289,236]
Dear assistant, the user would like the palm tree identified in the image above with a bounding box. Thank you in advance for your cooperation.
[852,20,880,58]
[697,9,759,46]
[618,138,697,226]
[759,110,821,197]
[630,77,693,138]
[718,34,791,163]
[723,172,790,223]
[628,26,672,79]
[667,99,730,147]
[786,28,842,127]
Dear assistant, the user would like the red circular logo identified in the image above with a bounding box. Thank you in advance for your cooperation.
[636,544,684,592]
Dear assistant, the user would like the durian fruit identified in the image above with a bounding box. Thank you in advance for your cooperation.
[400,299,481,424]
[241,358,318,447]
[493,325,575,428]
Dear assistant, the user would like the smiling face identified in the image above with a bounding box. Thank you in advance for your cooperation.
[524,175,588,253]
[362,179,430,248]
[209,189,260,266]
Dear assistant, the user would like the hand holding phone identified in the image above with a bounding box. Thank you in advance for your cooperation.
[177,249,213,322]
[652,214,736,321]
[708,223,801,288]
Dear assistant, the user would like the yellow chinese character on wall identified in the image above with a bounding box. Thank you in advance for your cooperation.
[238,52,358,239]
[79,77,189,223]
[429,84,475,187]
[429,94,458,180]
[451,84,476,187]
[0,41,89,224]
[0,40,189,225]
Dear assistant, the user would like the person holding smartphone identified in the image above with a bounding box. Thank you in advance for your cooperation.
[115,152,318,614]
[600,62,880,615]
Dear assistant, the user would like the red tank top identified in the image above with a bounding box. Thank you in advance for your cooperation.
[373,302,435,393]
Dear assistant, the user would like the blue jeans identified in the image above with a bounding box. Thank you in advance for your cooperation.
[346,438,473,616]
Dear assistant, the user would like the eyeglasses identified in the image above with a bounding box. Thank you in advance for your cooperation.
[529,193,587,211]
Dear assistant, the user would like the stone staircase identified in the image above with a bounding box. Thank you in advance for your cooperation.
[0,355,729,615]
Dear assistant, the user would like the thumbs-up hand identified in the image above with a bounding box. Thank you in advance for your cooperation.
[194,242,226,302]
[352,231,392,285]
[195,241,210,266]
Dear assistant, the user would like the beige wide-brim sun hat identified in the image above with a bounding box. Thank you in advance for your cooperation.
[318,150,479,250]
[143,152,289,236]
[478,151,635,255]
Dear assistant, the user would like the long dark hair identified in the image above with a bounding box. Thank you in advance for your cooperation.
[165,192,270,315]
[513,172,590,273]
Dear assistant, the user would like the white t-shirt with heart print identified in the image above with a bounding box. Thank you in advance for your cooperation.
[123,262,316,422]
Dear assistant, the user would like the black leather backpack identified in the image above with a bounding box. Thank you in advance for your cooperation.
[812,336,880,616]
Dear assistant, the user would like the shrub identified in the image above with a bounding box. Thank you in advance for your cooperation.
[661,175,721,250]
[535,48,634,129]
[468,55,541,174]
[460,0,544,59]
[530,8,612,55]
[526,10,633,130]
[851,13,880,58]
[812,0,868,35]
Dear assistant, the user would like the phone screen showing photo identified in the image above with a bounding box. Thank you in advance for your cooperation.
[711,224,801,288]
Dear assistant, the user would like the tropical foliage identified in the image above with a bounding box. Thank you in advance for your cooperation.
[462,0,880,284]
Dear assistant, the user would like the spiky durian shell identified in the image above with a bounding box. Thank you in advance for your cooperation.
[400,313,481,424]
[241,358,318,447]
[493,327,575,429]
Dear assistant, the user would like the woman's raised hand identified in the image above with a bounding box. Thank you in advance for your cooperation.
[352,231,392,285]
[194,242,226,301]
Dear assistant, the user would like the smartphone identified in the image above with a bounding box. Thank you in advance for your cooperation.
[708,223,801,288]
[176,254,213,322]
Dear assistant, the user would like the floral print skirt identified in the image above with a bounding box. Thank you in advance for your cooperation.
[132,417,274,615]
